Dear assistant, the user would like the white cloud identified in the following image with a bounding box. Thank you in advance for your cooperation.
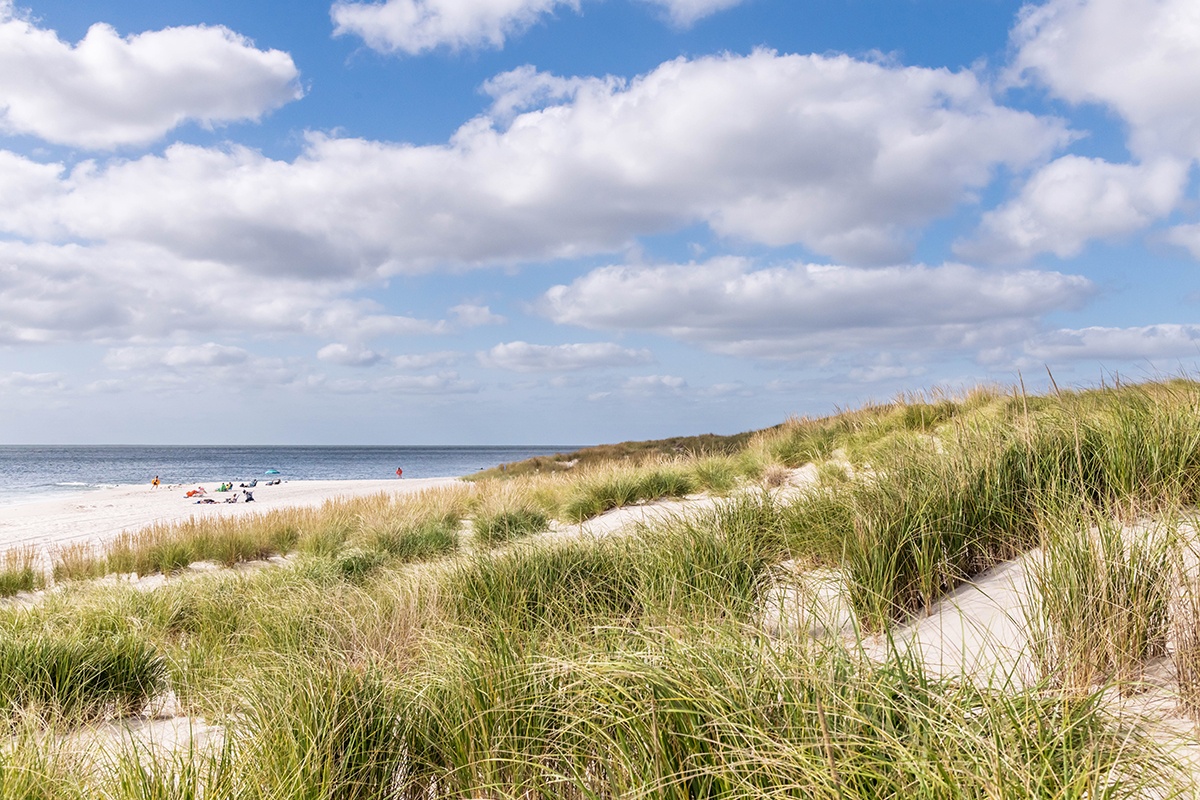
[541,257,1093,359]
[374,372,479,393]
[331,0,577,54]
[958,156,1187,262]
[451,303,506,327]
[641,0,747,26]
[330,0,746,54]
[0,2,301,148]
[1021,324,1200,362]
[480,341,653,372]
[1162,224,1200,260]
[99,343,301,391]
[1010,0,1200,160]
[317,343,385,366]
[0,239,449,346]
[391,351,461,369]
[105,343,250,370]
[0,370,65,393]
[622,374,686,394]
[0,51,1067,272]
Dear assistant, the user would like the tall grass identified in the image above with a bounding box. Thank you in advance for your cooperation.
[0,545,43,596]
[2,379,1199,796]
[1027,509,1172,692]
[471,483,550,546]
[392,627,1177,799]
[352,486,470,561]
[0,632,167,722]
[559,460,698,522]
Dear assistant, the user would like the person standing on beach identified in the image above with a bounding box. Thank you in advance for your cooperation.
[395,467,403,478]
[152,476,160,489]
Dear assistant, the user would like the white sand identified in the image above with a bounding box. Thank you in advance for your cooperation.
[0,477,462,557]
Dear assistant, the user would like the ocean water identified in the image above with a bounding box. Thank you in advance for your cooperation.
[0,445,577,507]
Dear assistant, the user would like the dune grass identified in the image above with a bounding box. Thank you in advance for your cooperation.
[1028,509,1173,692]
[4,378,1200,796]
[0,545,43,597]
[0,631,167,721]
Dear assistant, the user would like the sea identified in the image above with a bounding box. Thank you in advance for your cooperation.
[0,445,579,508]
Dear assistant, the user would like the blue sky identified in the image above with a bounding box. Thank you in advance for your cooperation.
[1,0,1198,445]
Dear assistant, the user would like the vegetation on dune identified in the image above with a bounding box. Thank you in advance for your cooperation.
[4,378,1200,796]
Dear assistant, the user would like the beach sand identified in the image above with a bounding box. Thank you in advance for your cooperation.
[0,477,462,556]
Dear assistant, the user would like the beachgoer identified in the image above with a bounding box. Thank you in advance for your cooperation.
[152,476,160,488]
[396,467,403,478]
[243,490,255,502]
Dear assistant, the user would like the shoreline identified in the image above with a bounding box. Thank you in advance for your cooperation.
[0,477,463,556]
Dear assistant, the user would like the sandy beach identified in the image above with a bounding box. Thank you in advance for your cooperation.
[0,477,463,556]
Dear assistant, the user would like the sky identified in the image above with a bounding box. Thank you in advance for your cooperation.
[1,0,1199,445]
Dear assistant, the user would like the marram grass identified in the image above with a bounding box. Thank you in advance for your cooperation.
[2,379,1200,796]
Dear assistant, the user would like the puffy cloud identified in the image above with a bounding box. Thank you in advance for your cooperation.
[330,0,746,54]
[480,340,653,371]
[99,343,300,391]
[1162,224,1200,260]
[391,351,461,369]
[541,257,1094,359]
[0,371,66,393]
[1021,324,1200,362]
[331,0,577,54]
[451,303,506,327]
[0,239,448,346]
[958,156,1187,261]
[0,2,301,149]
[1010,0,1200,160]
[0,50,1067,275]
[105,343,250,370]
[641,0,748,26]
[317,343,385,366]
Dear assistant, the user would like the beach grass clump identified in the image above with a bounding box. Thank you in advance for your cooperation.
[1172,519,1200,719]
[558,460,698,522]
[391,626,1176,799]
[105,526,199,577]
[1028,509,1172,692]
[233,661,403,800]
[51,542,111,583]
[0,631,167,722]
[0,546,43,597]
[687,453,744,494]
[352,487,471,562]
[470,481,550,546]
[439,538,641,636]
[837,434,1034,629]
[633,493,790,623]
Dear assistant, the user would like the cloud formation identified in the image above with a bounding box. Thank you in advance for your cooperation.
[0,2,301,148]
[1021,324,1200,362]
[0,240,449,346]
[331,0,578,54]
[331,0,746,54]
[541,257,1094,358]
[958,156,1187,262]
[1011,0,1200,161]
[0,50,1068,284]
[640,0,747,26]
[480,341,653,372]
